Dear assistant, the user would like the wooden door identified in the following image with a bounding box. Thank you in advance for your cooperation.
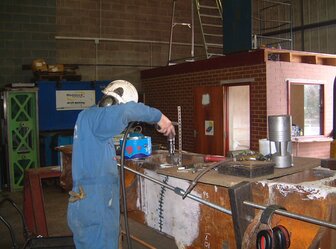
[194,86,225,155]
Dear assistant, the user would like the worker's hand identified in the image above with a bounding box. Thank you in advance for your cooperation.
[157,114,176,137]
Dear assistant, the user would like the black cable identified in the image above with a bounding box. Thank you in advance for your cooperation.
[182,161,223,199]
[0,215,19,249]
[0,198,30,240]
[120,122,135,249]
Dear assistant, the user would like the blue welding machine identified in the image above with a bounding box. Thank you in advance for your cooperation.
[120,133,152,159]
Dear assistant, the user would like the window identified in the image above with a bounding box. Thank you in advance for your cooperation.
[288,81,324,136]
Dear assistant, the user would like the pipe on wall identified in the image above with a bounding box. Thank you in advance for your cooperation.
[55,36,203,80]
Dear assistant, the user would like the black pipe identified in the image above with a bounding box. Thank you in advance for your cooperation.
[120,122,135,249]
[261,19,336,37]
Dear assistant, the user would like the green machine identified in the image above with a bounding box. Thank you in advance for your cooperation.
[1,87,39,191]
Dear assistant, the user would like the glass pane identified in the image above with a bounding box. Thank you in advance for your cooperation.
[228,85,250,150]
[304,85,321,136]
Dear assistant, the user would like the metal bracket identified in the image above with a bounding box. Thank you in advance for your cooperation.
[260,204,286,225]
[228,181,254,249]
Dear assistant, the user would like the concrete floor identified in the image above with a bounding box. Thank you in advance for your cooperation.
[0,181,177,249]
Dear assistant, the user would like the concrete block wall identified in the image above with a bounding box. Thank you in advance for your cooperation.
[0,0,56,86]
[0,0,204,89]
[56,0,204,90]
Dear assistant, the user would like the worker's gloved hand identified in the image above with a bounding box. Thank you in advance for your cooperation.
[157,114,176,137]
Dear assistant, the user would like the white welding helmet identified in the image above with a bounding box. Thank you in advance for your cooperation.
[101,80,138,106]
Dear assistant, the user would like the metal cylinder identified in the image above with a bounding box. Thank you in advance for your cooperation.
[268,115,292,141]
[168,135,175,155]
[268,115,292,168]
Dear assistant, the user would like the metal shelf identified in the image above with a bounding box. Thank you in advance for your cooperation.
[252,0,293,50]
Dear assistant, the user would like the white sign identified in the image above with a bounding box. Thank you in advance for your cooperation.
[205,120,214,136]
[56,90,96,111]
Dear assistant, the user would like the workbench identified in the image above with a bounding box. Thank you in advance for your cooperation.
[124,150,336,249]
[52,147,336,249]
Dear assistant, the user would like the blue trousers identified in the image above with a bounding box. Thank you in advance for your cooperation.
[68,182,120,249]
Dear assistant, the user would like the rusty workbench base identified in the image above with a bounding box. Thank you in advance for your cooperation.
[124,153,336,249]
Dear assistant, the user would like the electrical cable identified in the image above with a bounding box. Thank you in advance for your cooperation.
[0,215,18,249]
[120,122,135,249]
[0,197,32,249]
[0,198,30,240]
[182,160,224,199]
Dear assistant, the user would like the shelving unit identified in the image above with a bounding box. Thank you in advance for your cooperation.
[252,0,293,50]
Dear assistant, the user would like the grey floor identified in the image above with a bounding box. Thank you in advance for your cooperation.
[0,181,177,249]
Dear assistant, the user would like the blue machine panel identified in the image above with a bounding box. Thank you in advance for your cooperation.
[37,80,110,131]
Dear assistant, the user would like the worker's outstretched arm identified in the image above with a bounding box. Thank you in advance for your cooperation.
[157,114,175,137]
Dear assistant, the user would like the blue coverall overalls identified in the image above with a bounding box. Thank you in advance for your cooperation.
[68,101,162,249]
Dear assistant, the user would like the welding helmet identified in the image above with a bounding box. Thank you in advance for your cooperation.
[99,80,138,107]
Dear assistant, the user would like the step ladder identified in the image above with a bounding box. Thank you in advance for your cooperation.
[195,0,223,58]
[168,0,195,65]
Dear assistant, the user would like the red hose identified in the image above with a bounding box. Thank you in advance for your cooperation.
[204,155,226,162]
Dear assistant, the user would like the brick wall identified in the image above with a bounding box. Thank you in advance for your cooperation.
[266,61,336,158]
[266,61,336,135]
[141,52,267,152]
[292,141,331,159]
[0,0,56,86]
[142,50,336,158]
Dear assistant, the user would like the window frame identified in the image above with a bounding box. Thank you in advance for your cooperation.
[287,80,325,136]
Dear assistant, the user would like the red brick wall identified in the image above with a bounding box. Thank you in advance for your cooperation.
[266,61,336,158]
[142,50,336,158]
[142,57,267,153]
[292,141,331,159]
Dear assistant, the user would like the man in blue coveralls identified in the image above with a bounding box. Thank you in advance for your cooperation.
[67,80,175,249]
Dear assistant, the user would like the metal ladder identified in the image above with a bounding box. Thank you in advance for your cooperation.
[195,0,223,58]
[168,0,195,65]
